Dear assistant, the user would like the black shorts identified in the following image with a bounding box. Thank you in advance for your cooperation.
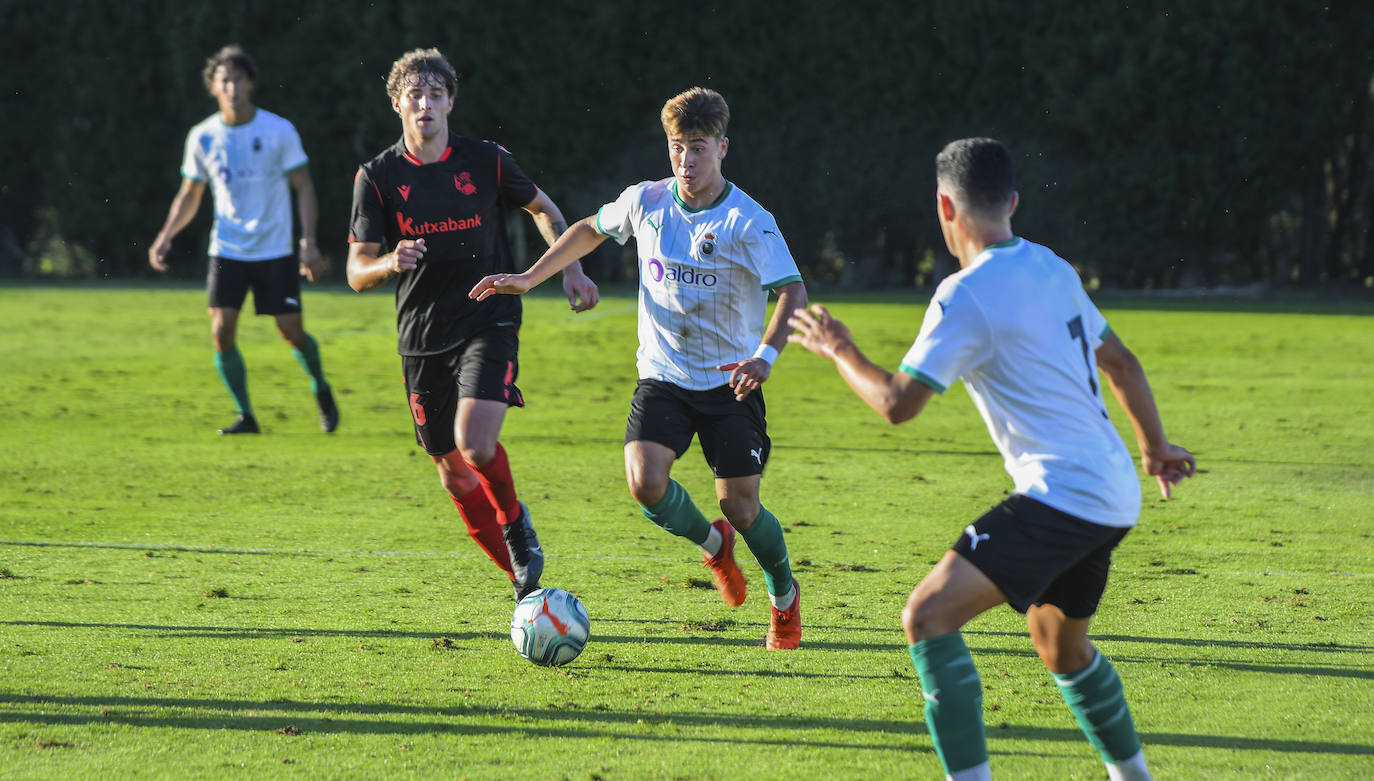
[207,255,302,315]
[624,379,770,479]
[402,325,523,455]
[952,494,1130,619]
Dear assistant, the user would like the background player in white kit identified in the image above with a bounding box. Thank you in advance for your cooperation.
[470,87,808,649]
[149,44,337,436]
[789,138,1195,780]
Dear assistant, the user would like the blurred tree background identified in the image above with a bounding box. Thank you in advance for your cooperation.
[1,0,1371,290]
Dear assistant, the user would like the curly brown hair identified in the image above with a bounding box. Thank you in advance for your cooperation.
[385,48,458,100]
[201,44,257,94]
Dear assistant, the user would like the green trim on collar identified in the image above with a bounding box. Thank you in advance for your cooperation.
[672,180,733,213]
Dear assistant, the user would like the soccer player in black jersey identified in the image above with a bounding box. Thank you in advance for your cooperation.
[347,48,599,600]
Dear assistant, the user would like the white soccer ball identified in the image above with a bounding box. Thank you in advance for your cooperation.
[510,587,590,667]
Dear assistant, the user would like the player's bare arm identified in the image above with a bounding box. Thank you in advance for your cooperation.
[288,166,323,282]
[718,281,808,401]
[148,178,207,271]
[347,238,426,292]
[523,191,599,312]
[469,216,608,302]
[789,303,935,424]
[1095,332,1196,498]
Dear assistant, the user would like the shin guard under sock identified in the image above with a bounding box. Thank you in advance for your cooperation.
[450,485,512,575]
[214,346,252,416]
[737,505,792,597]
[910,633,988,776]
[640,480,711,546]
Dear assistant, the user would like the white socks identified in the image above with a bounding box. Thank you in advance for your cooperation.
[698,524,723,558]
[1106,749,1152,781]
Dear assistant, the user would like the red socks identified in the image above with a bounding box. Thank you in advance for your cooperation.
[450,485,512,576]
[470,443,520,526]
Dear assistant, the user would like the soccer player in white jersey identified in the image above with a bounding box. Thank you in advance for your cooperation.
[470,87,809,649]
[789,138,1195,780]
[149,45,338,436]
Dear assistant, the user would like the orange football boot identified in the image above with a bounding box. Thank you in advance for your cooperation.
[766,580,801,650]
[702,519,747,607]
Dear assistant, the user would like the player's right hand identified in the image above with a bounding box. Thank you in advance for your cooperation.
[469,273,534,301]
[787,303,853,361]
[391,238,425,273]
[148,235,172,272]
[1142,443,1196,500]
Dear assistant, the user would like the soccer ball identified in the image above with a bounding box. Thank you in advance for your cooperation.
[510,588,590,667]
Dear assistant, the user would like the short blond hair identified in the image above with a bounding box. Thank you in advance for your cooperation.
[385,48,458,100]
[660,87,730,139]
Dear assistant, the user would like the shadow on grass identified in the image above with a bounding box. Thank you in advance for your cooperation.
[0,619,892,653]
[0,691,1369,756]
[967,629,1374,655]
[964,630,1374,681]
[7,620,1371,664]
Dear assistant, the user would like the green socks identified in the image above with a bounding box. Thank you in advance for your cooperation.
[214,346,252,416]
[641,489,793,599]
[910,633,987,776]
[640,480,711,546]
[291,333,329,394]
[737,505,792,597]
[1053,652,1143,764]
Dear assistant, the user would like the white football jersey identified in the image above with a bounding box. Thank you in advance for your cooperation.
[181,108,308,261]
[596,179,802,390]
[900,238,1142,527]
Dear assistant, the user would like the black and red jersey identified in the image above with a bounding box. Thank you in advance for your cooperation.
[350,131,539,356]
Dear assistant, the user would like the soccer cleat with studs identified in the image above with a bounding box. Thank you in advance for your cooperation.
[504,502,544,601]
[316,387,340,433]
[218,414,259,435]
[766,579,801,650]
[702,519,747,607]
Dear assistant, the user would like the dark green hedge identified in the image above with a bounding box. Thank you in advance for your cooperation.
[2,0,1371,288]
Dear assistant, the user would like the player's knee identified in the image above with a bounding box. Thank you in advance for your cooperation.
[627,475,667,508]
[458,441,496,467]
[1032,635,1095,675]
[277,327,306,348]
[211,326,235,351]
[902,593,951,644]
[718,498,758,530]
[435,457,479,497]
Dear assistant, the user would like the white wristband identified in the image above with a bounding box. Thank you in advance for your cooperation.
[752,344,779,366]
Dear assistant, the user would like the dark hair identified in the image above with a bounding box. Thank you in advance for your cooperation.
[386,48,459,100]
[935,138,1016,221]
[661,87,730,139]
[202,44,257,93]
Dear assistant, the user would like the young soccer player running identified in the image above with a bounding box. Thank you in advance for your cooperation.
[470,87,808,649]
[149,45,338,435]
[788,138,1195,779]
[347,48,599,601]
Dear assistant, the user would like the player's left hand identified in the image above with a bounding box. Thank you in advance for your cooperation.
[470,272,534,301]
[299,239,325,282]
[562,267,600,312]
[717,357,771,401]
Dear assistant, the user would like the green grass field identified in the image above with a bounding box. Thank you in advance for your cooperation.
[1,283,1371,779]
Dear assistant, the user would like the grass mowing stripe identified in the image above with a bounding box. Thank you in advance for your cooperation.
[3,539,1371,579]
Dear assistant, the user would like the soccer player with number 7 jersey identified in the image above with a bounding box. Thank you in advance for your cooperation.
[788,138,1195,780]
[470,87,809,650]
